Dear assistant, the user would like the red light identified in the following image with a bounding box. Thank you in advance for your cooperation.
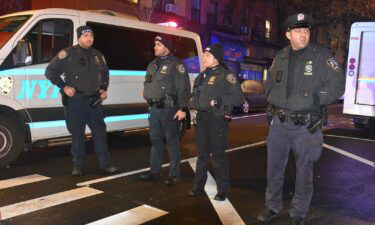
[350,58,355,63]
[349,65,355,70]
[158,21,178,27]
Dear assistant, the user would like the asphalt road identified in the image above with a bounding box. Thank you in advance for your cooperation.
[0,104,374,225]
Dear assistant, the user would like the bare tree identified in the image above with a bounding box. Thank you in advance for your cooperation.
[131,0,159,22]
[273,0,375,27]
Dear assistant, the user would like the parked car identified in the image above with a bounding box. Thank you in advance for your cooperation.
[237,80,267,113]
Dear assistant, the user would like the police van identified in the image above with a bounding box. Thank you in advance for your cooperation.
[0,8,203,167]
[343,22,375,129]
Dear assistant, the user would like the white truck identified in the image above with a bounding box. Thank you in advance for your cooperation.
[0,8,203,167]
[343,22,375,129]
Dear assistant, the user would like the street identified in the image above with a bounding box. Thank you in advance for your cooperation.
[0,104,374,225]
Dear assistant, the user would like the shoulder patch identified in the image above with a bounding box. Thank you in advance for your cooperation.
[58,50,68,59]
[102,55,106,64]
[226,73,237,85]
[327,58,339,72]
[177,64,186,74]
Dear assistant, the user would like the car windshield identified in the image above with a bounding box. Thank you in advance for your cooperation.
[0,15,31,49]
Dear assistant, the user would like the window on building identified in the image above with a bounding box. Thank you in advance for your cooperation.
[265,20,271,39]
[191,0,201,23]
[87,21,200,73]
[207,1,217,27]
[1,19,73,69]
[154,0,174,12]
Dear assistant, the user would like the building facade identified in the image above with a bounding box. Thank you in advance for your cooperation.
[1,0,281,82]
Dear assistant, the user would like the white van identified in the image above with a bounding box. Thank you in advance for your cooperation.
[0,8,203,167]
[343,22,375,129]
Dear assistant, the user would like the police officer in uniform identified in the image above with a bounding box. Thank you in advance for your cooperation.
[45,26,118,176]
[256,14,345,225]
[140,34,191,185]
[188,44,243,201]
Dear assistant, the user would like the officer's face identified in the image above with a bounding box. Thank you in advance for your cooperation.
[286,28,310,50]
[202,52,219,68]
[78,32,94,49]
[154,41,170,57]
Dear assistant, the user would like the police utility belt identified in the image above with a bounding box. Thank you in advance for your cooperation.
[62,90,102,107]
[274,108,319,125]
[267,105,323,134]
[147,94,177,109]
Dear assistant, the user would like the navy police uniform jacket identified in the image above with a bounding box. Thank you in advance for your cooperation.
[265,43,345,112]
[45,45,109,96]
[191,64,244,111]
[143,55,191,108]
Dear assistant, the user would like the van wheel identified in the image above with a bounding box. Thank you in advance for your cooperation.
[0,115,25,167]
[242,99,250,114]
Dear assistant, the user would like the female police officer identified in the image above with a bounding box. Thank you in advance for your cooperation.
[188,44,243,201]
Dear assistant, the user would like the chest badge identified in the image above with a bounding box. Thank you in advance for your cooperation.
[161,65,168,74]
[304,60,313,76]
[208,76,216,85]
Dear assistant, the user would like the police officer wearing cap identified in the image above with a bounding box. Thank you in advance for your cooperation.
[45,26,118,176]
[188,44,243,201]
[140,34,191,185]
[257,13,345,224]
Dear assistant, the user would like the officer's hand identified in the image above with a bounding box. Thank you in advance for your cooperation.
[99,90,108,100]
[63,86,75,97]
[174,110,186,121]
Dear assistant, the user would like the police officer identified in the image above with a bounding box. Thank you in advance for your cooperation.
[257,14,345,225]
[45,26,118,176]
[140,34,191,185]
[188,44,243,201]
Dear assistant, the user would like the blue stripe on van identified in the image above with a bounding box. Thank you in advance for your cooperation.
[28,113,149,129]
[0,69,147,76]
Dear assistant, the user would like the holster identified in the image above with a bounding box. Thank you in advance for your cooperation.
[60,89,68,106]
[164,93,177,108]
[148,99,164,109]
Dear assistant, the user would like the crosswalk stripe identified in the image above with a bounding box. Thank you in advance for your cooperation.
[86,204,168,225]
[77,141,266,187]
[189,159,245,225]
[323,143,375,167]
[0,187,103,220]
[0,174,50,190]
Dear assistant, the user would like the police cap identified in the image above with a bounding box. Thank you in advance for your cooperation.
[155,34,172,51]
[283,13,313,31]
[76,25,93,39]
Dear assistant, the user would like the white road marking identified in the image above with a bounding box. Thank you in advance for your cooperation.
[323,143,375,167]
[86,204,168,225]
[189,159,245,225]
[0,187,103,220]
[0,174,50,190]
[232,113,266,120]
[324,134,375,143]
[77,141,266,187]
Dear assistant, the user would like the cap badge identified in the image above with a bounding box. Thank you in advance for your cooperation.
[297,13,305,21]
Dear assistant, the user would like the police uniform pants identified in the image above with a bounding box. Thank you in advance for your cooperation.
[148,105,181,177]
[64,95,111,169]
[193,111,230,194]
[265,116,323,218]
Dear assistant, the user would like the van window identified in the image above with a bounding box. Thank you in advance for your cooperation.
[1,19,72,69]
[87,22,200,73]
[0,15,31,49]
